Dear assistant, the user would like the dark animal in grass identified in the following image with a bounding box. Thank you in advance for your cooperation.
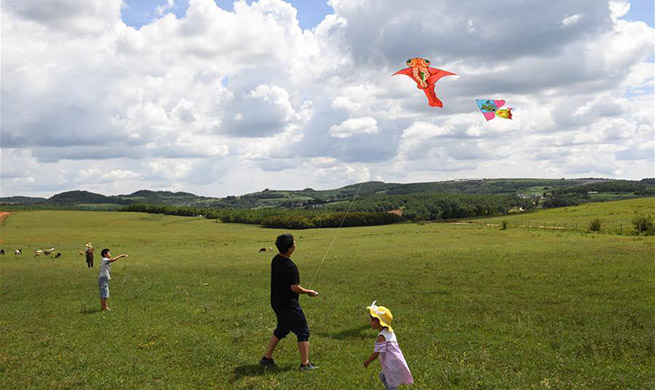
[259,248,267,253]
[54,253,62,259]
[15,249,22,255]
[0,249,5,255]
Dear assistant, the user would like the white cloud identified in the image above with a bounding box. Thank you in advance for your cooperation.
[103,169,141,180]
[156,0,176,16]
[0,0,653,197]
[328,117,380,138]
[561,14,582,27]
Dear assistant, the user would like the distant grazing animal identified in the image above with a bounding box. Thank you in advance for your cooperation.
[77,251,85,256]
[15,249,22,255]
[0,249,5,255]
[259,248,267,253]
[44,248,56,256]
[269,247,273,252]
[34,250,43,257]
[54,253,62,259]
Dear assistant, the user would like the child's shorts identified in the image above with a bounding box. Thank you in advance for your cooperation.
[98,277,110,298]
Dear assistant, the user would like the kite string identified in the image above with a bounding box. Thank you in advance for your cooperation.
[307,175,368,290]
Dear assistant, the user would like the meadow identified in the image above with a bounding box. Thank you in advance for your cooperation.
[465,197,655,234]
[1,205,654,389]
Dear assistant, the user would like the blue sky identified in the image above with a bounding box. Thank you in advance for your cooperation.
[121,0,654,29]
[122,0,334,30]
[625,0,654,26]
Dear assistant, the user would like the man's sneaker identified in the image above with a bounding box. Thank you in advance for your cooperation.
[299,362,317,370]
[259,357,275,366]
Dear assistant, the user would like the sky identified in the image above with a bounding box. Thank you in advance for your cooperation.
[1,0,654,198]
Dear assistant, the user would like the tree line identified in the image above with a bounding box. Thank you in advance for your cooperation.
[122,192,532,228]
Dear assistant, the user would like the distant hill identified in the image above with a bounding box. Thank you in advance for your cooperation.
[0,196,47,205]
[1,178,653,210]
[50,190,111,204]
[1,189,212,209]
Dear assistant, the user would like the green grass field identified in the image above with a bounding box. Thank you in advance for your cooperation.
[1,207,654,389]
[467,197,655,234]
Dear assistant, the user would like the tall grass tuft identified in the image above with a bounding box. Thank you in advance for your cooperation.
[588,218,602,232]
[632,213,655,235]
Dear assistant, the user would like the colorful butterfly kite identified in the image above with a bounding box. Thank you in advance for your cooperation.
[393,58,457,107]
[476,99,513,121]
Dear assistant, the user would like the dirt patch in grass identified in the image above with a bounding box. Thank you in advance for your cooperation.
[0,212,13,223]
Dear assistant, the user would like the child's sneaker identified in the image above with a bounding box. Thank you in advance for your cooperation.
[299,362,317,370]
[259,357,275,366]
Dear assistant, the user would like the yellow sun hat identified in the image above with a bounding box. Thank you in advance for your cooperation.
[367,300,393,332]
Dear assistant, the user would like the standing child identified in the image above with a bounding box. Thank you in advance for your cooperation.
[364,301,413,389]
[98,248,128,311]
[85,243,94,268]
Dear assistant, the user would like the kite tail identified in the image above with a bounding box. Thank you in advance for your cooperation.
[423,87,443,108]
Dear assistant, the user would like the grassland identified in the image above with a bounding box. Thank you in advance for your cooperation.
[1,207,654,389]
[466,197,655,234]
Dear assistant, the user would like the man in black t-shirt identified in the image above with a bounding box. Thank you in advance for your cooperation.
[260,234,319,370]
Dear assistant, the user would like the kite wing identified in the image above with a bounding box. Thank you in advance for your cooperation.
[482,111,496,121]
[492,100,505,109]
[392,68,414,78]
[426,68,457,85]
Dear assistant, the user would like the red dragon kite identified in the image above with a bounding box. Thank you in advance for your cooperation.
[393,58,457,107]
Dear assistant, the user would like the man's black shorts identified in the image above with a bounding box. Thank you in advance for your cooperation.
[272,304,310,342]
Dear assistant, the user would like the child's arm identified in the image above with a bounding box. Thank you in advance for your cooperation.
[109,254,128,263]
[363,334,386,368]
[363,352,379,368]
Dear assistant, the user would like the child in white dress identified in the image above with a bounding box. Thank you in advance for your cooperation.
[363,301,413,389]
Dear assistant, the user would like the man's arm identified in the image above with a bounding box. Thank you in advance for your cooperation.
[290,284,318,297]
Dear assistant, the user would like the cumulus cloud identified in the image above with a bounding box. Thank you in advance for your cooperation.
[329,117,379,138]
[0,0,653,197]
[561,14,582,27]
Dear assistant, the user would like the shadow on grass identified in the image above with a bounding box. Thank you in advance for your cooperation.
[318,324,370,340]
[231,364,292,382]
[79,307,102,314]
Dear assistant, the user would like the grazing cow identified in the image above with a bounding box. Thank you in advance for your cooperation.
[0,249,5,255]
[34,250,43,257]
[259,247,267,253]
[44,248,56,256]
[54,253,62,259]
[15,249,22,255]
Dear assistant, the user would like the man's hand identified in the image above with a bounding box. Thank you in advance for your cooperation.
[307,290,319,297]
[363,360,370,368]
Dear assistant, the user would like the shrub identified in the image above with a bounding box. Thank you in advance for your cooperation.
[588,218,602,232]
[632,214,655,235]
[500,220,508,230]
